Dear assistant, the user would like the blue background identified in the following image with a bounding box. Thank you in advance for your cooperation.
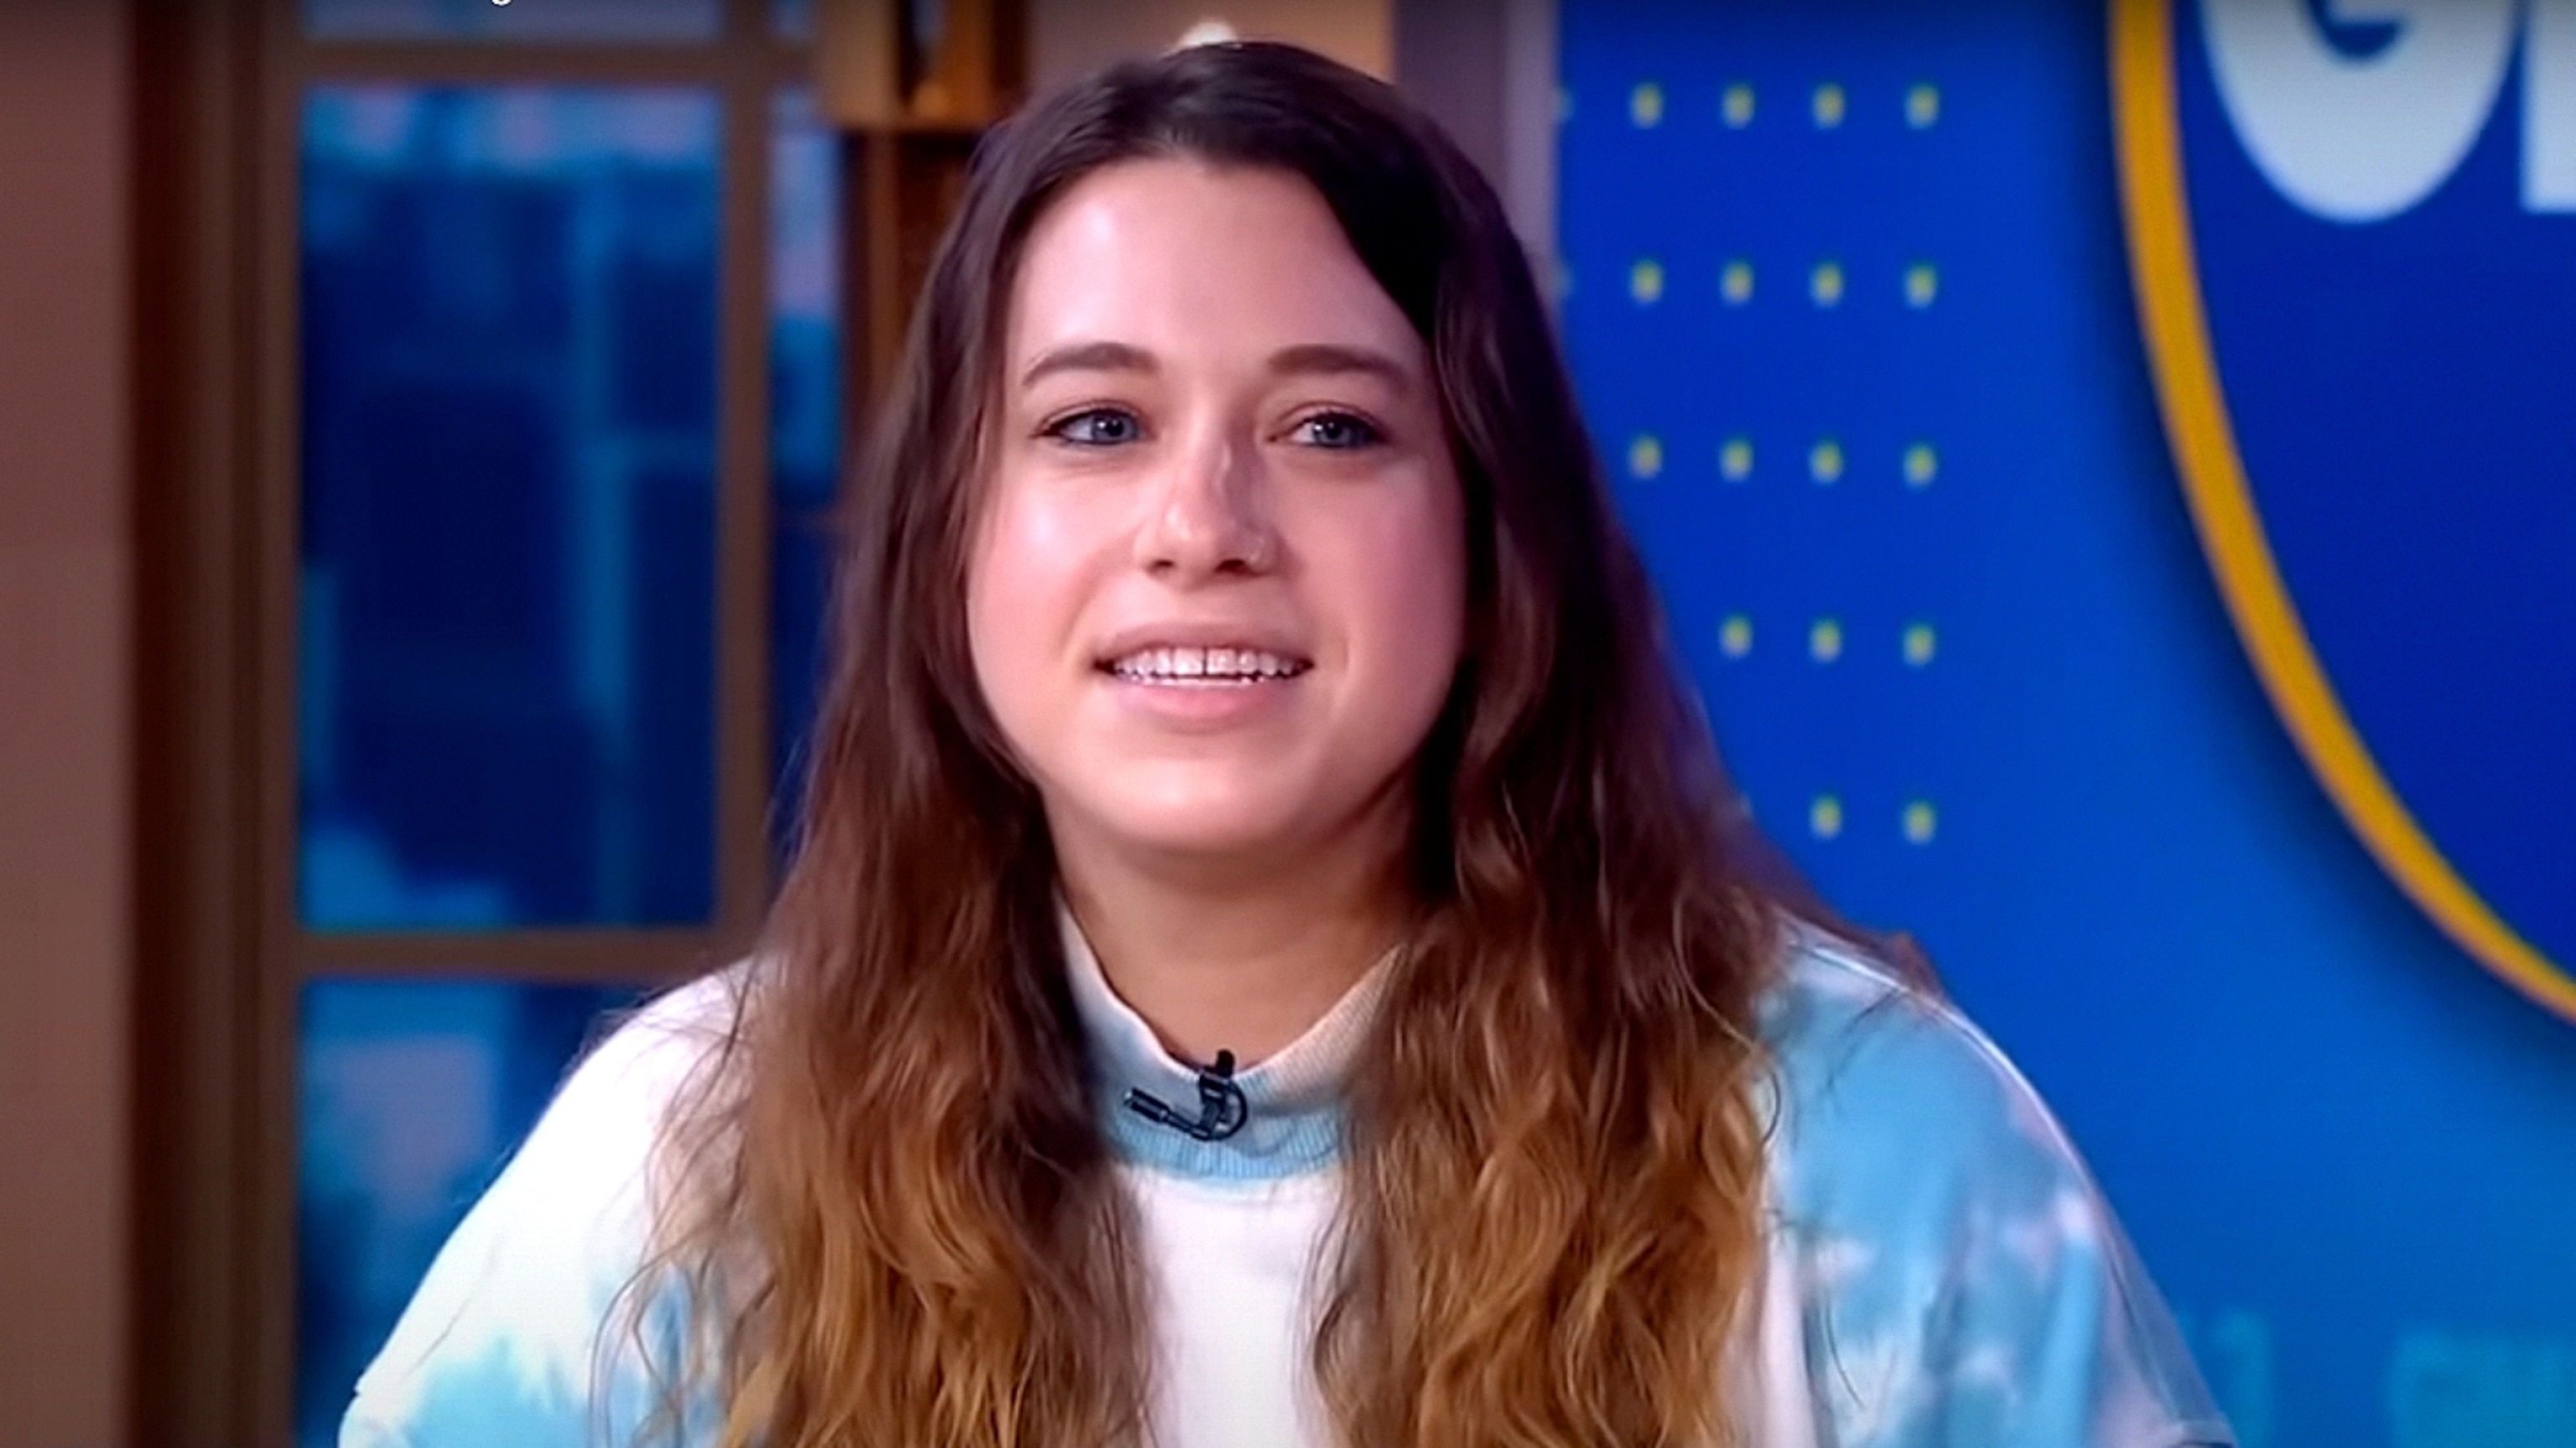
[2179,0,2576,971]
[1556,3,2576,1445]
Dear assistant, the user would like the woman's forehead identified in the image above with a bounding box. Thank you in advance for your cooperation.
[1004,158,1426,377]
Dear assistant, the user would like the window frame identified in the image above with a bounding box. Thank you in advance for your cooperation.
[133,3,817,1442]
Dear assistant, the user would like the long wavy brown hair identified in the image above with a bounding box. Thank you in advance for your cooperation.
[618,40,1799,1448]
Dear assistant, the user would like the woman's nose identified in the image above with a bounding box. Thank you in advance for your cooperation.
[1138,431,1279,577]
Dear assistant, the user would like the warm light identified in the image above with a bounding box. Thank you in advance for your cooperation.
[1812,82,1846,128]
[1809,438,1844,484]
[1630,82,1665,128]
[1176,20,1239,49]
[1721,615,1753,658]
[1810,796,1844,840]
[1810,259,1845,308]
[1628,435,1664,480]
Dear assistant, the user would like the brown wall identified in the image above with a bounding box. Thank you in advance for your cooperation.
[1030,0,1393,91]
[0,3,134,1445]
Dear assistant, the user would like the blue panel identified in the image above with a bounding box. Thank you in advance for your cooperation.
[776,0,815,42]
[299,87,720,928]
[1555,5,2576,1447]
[2174,0,2576,975]
[297,977,645,1448]
[304,0,721,42]
[769,87,842,856]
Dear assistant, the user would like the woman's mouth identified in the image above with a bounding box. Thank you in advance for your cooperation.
[1100,646,1313,684]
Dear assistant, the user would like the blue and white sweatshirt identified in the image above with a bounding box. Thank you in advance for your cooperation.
[341,922,2235,1448]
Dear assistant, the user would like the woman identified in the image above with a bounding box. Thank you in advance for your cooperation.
[344,40,2233,1448]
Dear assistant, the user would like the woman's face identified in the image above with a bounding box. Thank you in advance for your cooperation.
[966,158,1467,881]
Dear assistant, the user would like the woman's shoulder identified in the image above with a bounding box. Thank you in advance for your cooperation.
[341,967,742,1447]
[1755,925,2077,1218]
[1749,926,2234,1447]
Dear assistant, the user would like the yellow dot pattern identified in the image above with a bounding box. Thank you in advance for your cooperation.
[1576,72,1955,854]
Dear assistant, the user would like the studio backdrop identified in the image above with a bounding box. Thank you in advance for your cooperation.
[1555,3,2576,1445]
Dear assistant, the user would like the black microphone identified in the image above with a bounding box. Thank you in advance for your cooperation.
[1123,1050,1249,1141]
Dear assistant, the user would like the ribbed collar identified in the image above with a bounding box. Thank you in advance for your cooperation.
[1059,907,1395,1182]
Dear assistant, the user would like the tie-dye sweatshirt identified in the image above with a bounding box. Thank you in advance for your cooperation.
[341,922,2235,1448]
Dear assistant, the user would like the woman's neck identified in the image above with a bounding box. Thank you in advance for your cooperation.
[1053,827,1405,1067]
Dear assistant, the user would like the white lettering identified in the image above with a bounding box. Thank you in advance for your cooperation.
[2529,0,2576,210]
[2388,1331,2576,1448]
[2209,1310,2278,1448]
[2202,0,2518,221]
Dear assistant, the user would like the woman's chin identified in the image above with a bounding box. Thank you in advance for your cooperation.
[1045,785,1336,880]
[1087,807,1311,869]
[1036,750,1414,884]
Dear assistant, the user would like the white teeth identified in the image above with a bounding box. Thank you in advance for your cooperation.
[1110,646,1306,682]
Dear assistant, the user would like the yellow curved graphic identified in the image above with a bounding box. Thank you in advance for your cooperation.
[2109,0,2576,1023]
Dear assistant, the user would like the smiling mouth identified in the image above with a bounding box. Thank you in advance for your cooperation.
[1099,645,1313,684]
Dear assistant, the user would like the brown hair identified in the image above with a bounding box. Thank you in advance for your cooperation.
[622,40,1788,1448]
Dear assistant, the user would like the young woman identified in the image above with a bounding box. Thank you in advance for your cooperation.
[343,40,2233,1448]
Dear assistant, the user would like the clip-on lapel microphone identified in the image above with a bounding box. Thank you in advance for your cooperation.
[1123,1050,1250,1142]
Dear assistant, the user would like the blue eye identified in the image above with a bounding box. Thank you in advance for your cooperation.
[1047,408,1143,446]
[1295,412,1382,449]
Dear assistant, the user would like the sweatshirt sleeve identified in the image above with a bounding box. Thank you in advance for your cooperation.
[337,972,734,1448]
[1763,940,2236,1448]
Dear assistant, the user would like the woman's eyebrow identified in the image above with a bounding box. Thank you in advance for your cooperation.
[1016,340,1415,392]
[1020,340,1156,388]
[1267,343,1414,393]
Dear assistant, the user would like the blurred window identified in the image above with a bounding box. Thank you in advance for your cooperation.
[278,14,842,1445]
[296,978,646,1442]
[299,86,723,930]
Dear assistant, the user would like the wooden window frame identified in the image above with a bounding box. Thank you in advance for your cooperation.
[134,3,814,1442]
